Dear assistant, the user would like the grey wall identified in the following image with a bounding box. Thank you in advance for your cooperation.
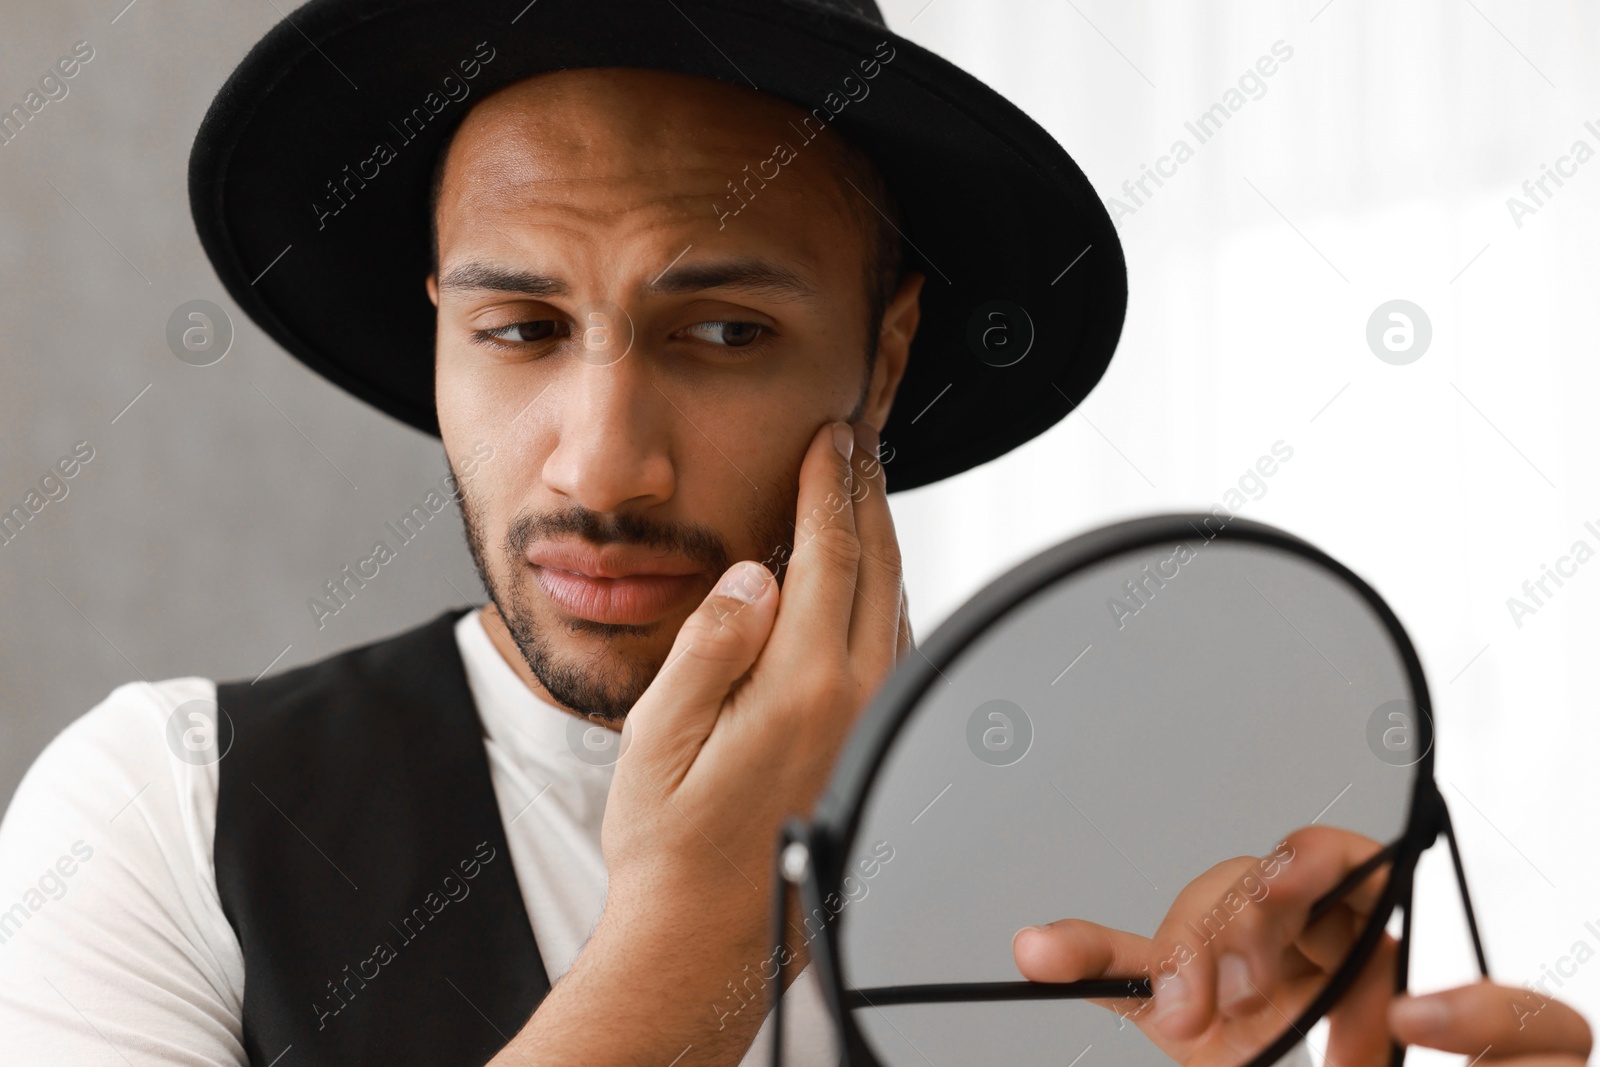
[0,0,488,807]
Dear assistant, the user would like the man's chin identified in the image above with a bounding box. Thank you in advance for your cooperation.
[508,603,674,724]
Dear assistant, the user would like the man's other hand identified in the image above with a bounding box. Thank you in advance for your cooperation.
[1013,824,1592,1067]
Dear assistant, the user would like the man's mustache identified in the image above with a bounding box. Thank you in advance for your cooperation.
[504,505,733,576]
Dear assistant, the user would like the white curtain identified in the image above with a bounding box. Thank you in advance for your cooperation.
[888,0,1600,1042]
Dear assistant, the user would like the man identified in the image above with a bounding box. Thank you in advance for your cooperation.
[0,1,1587,1065]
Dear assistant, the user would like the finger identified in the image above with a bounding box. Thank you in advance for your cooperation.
[1012,918,1155,1020]
[845,421,904,676]
[1200,827,1389,998]
[1294,898,1373,973]
[1260,826,1392,920]
[1389,980,1593,1059]
[1199,829,1393,1026]
[768,421,860,658]
[1145,854,1269,1039]
[619,560,777,770]
[1324,930,1400,1067]
[1013,918,1154,983]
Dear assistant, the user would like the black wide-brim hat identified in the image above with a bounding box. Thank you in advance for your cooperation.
[189,0,1125,493]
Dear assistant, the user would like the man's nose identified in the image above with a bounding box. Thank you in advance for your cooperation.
[540,349,675,513]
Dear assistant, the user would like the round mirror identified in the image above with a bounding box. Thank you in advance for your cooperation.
[808,515,1432,1067]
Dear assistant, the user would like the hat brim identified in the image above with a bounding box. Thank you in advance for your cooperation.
[189,0,1125,493]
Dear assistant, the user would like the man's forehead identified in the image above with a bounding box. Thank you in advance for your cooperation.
[446,66,825,189]
[434,67,863,277]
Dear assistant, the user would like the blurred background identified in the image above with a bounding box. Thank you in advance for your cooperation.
[2,0,1596,1056]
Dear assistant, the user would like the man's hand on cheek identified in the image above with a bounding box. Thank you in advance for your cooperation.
[565,418,907,1064]
[606,418,905,889]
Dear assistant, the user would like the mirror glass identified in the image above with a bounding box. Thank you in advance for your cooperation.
[832,534,1423,1067]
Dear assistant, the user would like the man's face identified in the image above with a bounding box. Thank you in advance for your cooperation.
[426,67,921,725]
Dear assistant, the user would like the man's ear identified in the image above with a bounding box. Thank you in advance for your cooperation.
[425,272,439,308]
[861,269,925,430]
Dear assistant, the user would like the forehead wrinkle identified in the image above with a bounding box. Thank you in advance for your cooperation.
[445,170,730,249]
[437,95,864,299]
[456,160,752,214]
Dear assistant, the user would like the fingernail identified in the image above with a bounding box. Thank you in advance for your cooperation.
[831,421,854,461]
[716,561,766,604]
[1391,993,1450,1034]
[1011,925,1041,952]
[1217,953,1252,1009]
[1151,971,1192,1034]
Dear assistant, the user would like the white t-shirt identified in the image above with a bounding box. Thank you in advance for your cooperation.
[0,609,837,1066]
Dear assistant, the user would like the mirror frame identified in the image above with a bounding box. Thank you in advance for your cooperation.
[773,513,1476,1067]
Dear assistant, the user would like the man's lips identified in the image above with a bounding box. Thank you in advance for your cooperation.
[526,542,707,625]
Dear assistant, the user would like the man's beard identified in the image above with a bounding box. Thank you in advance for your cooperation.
[452,460,797,727]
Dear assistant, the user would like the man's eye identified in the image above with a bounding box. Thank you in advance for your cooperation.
[473,320,565,347]
[683,321,768,348]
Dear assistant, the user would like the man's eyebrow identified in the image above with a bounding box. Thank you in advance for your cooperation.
[437,262,569,297]
[646,257,819,302]
[436,257,819,302]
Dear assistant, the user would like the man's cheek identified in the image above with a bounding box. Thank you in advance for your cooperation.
[435,346,538,432]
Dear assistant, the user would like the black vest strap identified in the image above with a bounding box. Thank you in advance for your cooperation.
[214,607,551,1066]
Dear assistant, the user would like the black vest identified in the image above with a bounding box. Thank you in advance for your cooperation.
[214,607,551,1066]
